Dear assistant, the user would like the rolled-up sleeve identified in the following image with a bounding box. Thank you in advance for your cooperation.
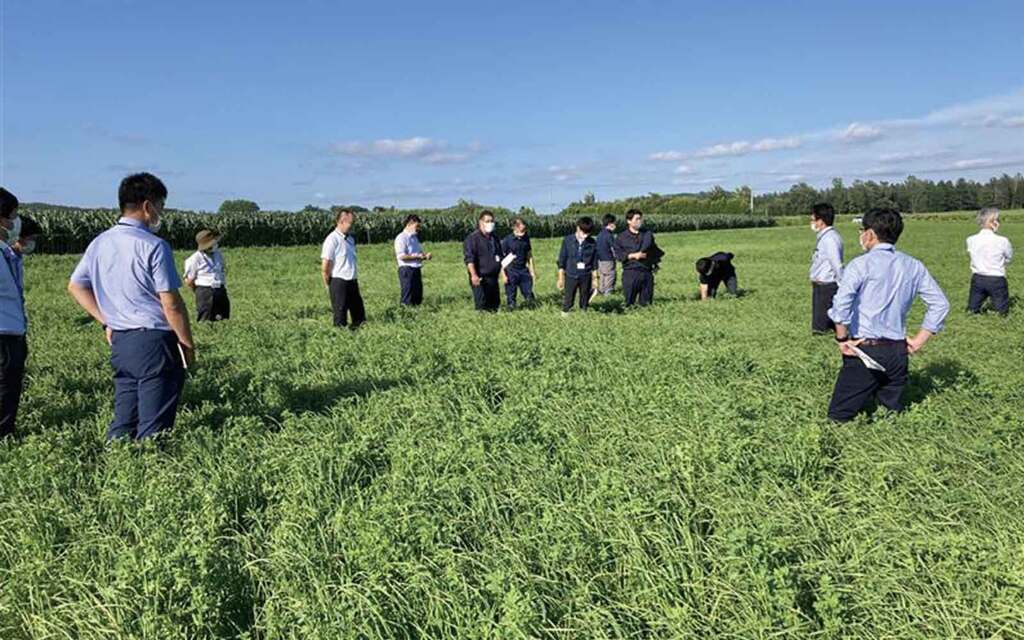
[917,267,950,334]
[827,258,864,327]
[463,236,476,265]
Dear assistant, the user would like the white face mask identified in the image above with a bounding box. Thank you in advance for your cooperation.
[483,221,495,234]
[2,215,22,245]
[810,222,818,232]
[20,239,37,255]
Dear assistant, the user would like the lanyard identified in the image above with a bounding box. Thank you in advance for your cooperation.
[2,245,24,301]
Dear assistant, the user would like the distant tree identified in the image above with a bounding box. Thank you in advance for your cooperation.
[582,192,596,205]
[218,199,260,214]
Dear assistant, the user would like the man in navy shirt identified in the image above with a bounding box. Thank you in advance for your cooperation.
[0,187,27,438]
[696,252,738,299]
[500,217,536,310]
[557,217,599,313]
[463,210,505,312]
[613,209,658,307]
[595,214,617,298]
[68,173,196,441]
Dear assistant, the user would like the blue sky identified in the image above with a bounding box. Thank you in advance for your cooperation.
[2,0,1023,212]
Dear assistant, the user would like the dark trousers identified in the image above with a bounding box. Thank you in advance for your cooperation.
[967,274,1010,315]
[195,286,231,321]
[398,267,423,306]
[330,278,366,328]
[812,282,839,333]
[0,334,27,438]
[108,329,185,441]
[707,275,738,298]
[622,269,654,307]
[562,274,593,312]
[471,274,501,311]
[505,268,534,309]
[827,341,909,422]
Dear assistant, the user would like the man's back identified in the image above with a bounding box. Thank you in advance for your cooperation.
[71,219,179,331]
[967,229,1013,276]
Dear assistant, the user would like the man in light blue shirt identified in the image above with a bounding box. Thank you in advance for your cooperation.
[393,214,432,306]
[0,187,28,438]
[809,203,844,334]
[68,173,196,441]
[826,208,949,422]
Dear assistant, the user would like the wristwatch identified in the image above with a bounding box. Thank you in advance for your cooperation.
[834,334,850,343]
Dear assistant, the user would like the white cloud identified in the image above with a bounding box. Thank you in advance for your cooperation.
[751,137,802,152]
[839,122,884,143]
[952,158,997,170]
[547,164,582,182]
[694,141,752,158]
[327,136,481,165]
[878,150,950,164]
[649,150,687,161]
[674,164,695,174]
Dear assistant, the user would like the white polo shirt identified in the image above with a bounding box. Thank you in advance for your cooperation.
[183,250,226,288]
[321,230,358,280]
[967,228,1013,277]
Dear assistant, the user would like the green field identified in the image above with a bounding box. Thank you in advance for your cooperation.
[1,218,1022,638]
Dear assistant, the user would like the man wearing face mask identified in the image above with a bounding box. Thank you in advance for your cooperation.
[966,207,1013,315]
[12,216,42,256]
[809,203,844,334]
[0,188,28,438]
[68,173,196,442]
[500,217,536,310]
[826,208,949,422]
[613,209,659,307]
[463,210,504,312]
[184,229,230,321]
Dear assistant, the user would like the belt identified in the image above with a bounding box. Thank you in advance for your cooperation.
[812,280,837,286]
[857,338,905,347]
[196,283,224,289]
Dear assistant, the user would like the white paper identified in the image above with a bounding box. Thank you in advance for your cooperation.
[501,254,516,268]
[178,343,190,370]
[849,345,886,372]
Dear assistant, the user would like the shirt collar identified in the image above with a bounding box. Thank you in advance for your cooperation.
[816,225,833,239]
[979,228,995,235]
[117,216,147,230]
[870,242,895,253]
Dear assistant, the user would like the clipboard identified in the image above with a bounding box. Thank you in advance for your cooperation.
[178,343,190,370]
[500,253,516,269]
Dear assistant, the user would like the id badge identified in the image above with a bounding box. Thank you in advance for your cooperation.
[576,261,586,270]
[495,255,500,262]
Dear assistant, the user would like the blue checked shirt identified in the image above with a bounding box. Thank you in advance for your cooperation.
[828,243,949,340]
[810,226,843,283]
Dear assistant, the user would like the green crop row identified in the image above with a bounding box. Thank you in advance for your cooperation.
[20,205,775,254]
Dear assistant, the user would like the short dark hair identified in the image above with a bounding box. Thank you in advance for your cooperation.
[0,187,20,219]
[511,217,526,228]
[625,208,643,221]
[576,216,594,234]
[20,215,41,238]
[403,214,421,226]
[861,207,903,244]
[811,202,835,226]
[118,173,167,213]
[695,258,711,275]
[333,207,354,222]
[478,210,494,221]
[602,213,616,226]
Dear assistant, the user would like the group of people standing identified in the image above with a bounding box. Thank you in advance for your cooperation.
[0,171,1015,442]
[805,202,1013,422]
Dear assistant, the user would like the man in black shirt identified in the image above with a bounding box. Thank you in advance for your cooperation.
[463,210,504,311]
[500,217,536,310]
[613,208,657,307]
[696,252,738,299]
[557,216,599,313]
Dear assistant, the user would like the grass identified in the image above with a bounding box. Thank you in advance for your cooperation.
[1,218,1022,638]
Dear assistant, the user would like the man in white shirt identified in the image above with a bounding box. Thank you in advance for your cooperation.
[394,214,432,306]
[966,207,1013,315]
[321,208,365,328]
[184,229,230,321]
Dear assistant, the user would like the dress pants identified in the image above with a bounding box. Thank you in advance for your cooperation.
[108,329,185,441]
[398,267,423,306]
[504,268,534,309]
[622,269,654,307]
[330,278,366,328]
[471,274,501,312]
[812,282,839,333]
[966,274,1009,315]
[0,334,27,438]
[562,275,593,312]
[827,340,909,422]
[195,286,231,321]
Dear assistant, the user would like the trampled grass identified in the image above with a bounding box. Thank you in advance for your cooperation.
[1,218,1022,638]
